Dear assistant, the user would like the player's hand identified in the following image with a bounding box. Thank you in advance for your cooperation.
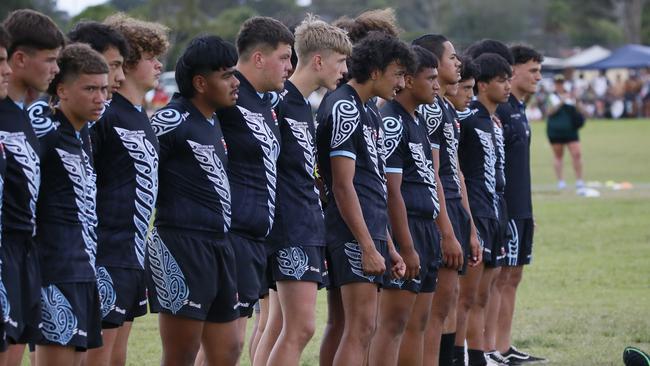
[441,232,464,270]
[389,247,406,279]
[361,246,387,276]
[400,246,420,280]
[468,233,483,267]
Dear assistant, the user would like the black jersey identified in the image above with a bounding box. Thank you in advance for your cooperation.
[151,94,231,235]
[458,100,498,219]
[0,142,6,242]
[91,92,159,270]
[381,99,440,219]
[493,114,506,194]
[418,96,462,199]
[216,71,281,240]
[32,110,97,283]
[0,97,41,235]
[315,83,388,247]
[266,81,325,249]
[497,94,532,219]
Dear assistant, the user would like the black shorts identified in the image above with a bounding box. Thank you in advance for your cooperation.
[446,198,472,274]
[384,216,440,293]
[96,266,147,328]
[229,232,267,318]
[145,227,239,323]
[1,232,42,344]
[504,218,534,266]
[548,136,579,144]
[473,216,505,268]
[269,246,327,285]
[326,240,389,289]
[37,282,102,350]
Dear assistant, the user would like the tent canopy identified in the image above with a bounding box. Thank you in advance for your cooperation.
[580,44,650,69]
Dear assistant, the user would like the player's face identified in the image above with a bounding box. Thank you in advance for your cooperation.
[261,43,292,92]
[204,66,240,109]
[319,51,348,91]
[102,46,125,99]
[128,52,162,91]
[513,60,541,95]
[0,47,13,99]
[485,75,511,104]
[59,73,108,123]
[18,47,61,92]
[439,41,461,86]
[456,78,476,109]
[374,61,406,101]
[411,67,439,105]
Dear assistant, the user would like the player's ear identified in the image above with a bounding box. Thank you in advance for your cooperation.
[404,74,414,89]
[192,74,206,95]
[313,54,322,71]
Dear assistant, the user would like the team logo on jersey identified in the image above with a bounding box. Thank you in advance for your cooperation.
[96,266,117,318]
[277,247,309,280]
[344,242,376,282]
[147,228,189,314]
[475,128,498,218]
[40,285,79,345]
[331,98,360,148]
[382,116,403,159]
[114,127,159,268]
[237,105,280,235]
[150,108,189,136]
[187,140,231,231]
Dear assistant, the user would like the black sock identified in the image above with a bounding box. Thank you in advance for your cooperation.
[468,349,487,366]
[439,333,456,366]
[453,345,466,366]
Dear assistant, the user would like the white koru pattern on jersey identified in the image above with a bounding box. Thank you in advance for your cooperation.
[40,285,78,345]
[344,242,376,282]
[277,247,309,280]
[0,132,41,234]
[419,103,443,137]
[57,148,97,271]
[28,100,58,138]
[474,128,498,218]
[187,140,231,231]
[331,98,360,148]
[237,106,280,236]
[382,116,403,159]
[146,228,189,314]
[409,142,441,218]
[96,266,116,318]
[114,127,159,268]
[150,108,189,136]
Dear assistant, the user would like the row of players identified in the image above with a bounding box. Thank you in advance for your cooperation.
[0,7,544,366]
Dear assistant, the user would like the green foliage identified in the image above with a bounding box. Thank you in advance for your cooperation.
[70,4,118,26]
[205,6,258,43]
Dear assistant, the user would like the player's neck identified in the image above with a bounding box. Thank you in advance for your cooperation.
[439,81,449,98]
[7,75,28,104]
[119,78,146,107]
[348,79,374,103]
[289,68,319,99]
[394,93,418,119]
[477,93,497,115]
[58,104,86,131]
[236,62,267,93]
[190,95,217,120]
[511,87,528,103]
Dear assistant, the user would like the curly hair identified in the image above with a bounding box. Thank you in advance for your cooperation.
[348,32,415,83]
[47,43,109,96]
[104,13,169,70]
[333,8,400,44]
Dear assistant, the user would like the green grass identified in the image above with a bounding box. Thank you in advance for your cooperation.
[25,120,650,365]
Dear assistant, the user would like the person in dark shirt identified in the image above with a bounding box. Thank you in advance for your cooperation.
[31,43,108,365]
[315,32,411,366]
[260,16,352,366]
[458,53,511,366]
[1,10,64,361]
[493,45,548,365]
[146,35,242,366]
[413,34,483,366]
[88,14,168,366]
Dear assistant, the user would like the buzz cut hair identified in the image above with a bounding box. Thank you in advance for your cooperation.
[2,9,65,56]
[47,43,109,96]
[236,16,294,60]
[104,13,169,70]
[294,14,352,60]
[333,8,400,44]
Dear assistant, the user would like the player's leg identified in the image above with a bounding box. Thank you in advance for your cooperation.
[456,263,483,365]
[334,282,380,366]
[253,291,282,366]
[495,266,522,353]
[426,267,459,366]
[567,141,583,185]
[483,267,502,360]
[110,322,133,366]
[5,345,25,366]
[369,288,416,366]
[36,345,76,366]
[550,143,565,188]
[85,328,118,366]
[159,314,204,366]
[248,301,265,363]
[200,320,240,366]
[400,291,435,366]
[320,287,344,366]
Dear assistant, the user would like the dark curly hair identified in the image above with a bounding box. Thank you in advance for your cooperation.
[348,32,415,83]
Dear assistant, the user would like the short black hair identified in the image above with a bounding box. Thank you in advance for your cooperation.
[176,35,238,99]
[236,16,294,58]
[510,45,543,65]
[464,39,514,65]
[68,21,129,58]
[47,43,109,96]
[411,45,437,75]
[0,25,10,50]
[411,34,448,61]
[3,9,65,56]
[474,53,512,84]
[459,56,480,82]
[348,31,415,84]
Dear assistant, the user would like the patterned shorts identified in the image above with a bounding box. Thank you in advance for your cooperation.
[96,266,147,328]
[269,246,327,285]
[326,240,389,289]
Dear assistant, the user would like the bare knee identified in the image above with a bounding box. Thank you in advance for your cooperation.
[348,318,377,346]
[457,290,477,312]
[285,319,316,347]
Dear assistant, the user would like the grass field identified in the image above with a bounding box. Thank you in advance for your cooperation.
[29,120,650,365]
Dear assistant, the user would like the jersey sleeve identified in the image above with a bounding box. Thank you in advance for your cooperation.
[418,102,443,150]
[329,98,361,160]
[382,115,405,174]
[150,107,184,162]
[27,100,57,139]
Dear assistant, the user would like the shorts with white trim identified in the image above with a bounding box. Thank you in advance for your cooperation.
[504,218,534,266]
[446,198,472,274]
[96,266,147,328]
[229,232,267,318]
[473,216,505,268]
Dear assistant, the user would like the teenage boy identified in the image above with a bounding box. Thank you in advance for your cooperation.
[1,10,64,363]
[369,45,441,366]
[458,53,512,366]
[261,16,352,366]
[89,14,168,366]
[447,60,480,117]
[412,34,482,366]
[494,45,547,365]
[31,43,108,366]
[315,32,412,366]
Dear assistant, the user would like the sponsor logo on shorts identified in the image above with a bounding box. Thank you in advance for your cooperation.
[115,307,126,315]
[139,299,148,306]
[77,329,87,338]
[189,301,202,309]
[234,301,250,310]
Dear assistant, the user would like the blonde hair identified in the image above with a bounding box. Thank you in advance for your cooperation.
[333,8,400,44]
[294,14,352,59]
[104,13,169,69]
